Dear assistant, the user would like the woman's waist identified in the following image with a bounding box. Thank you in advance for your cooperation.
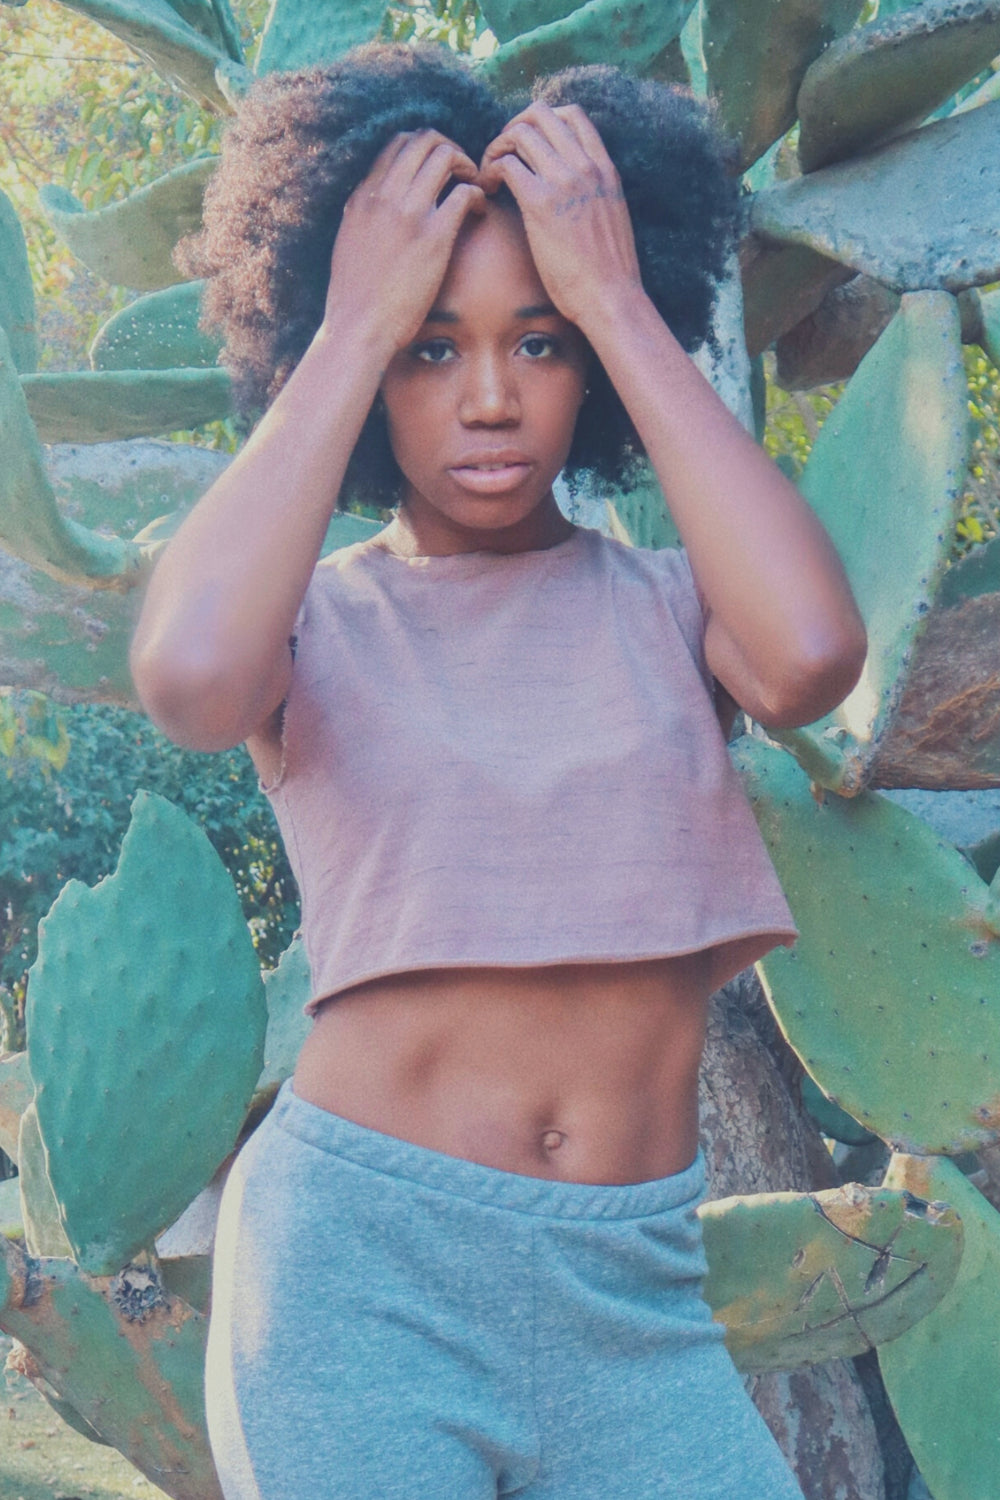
[291,957,711,1184]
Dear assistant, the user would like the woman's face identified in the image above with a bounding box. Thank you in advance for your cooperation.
[380,200,590,554]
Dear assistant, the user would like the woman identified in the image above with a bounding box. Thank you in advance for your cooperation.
[130,43,866,1500]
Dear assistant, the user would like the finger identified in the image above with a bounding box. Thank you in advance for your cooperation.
[547,103,614,163]
[479,149,544,207]
[360,131,419,190]
[411,139,481,205]
[481,120,566,182]
[382,129,476,196]
[435,180,489,235]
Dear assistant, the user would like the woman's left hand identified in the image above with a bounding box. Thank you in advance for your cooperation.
[479,103,644,330]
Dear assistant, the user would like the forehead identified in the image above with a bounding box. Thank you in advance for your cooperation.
[432,201,547,311]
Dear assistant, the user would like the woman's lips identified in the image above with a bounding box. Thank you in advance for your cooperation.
[447,461,532,494]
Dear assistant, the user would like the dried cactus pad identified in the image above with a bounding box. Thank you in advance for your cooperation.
[26,790,266,1276]
[701,1179,963,1373]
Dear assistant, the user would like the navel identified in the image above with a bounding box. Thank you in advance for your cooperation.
[541,1129,567,1152]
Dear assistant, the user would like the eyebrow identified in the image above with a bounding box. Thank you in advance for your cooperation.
[423,301,560,324]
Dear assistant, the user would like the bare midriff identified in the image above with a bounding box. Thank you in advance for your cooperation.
[291,953,713,1186]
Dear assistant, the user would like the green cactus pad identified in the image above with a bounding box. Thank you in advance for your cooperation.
[162,0,243,59]
[800,1073,876,1145]
[46,435,229,536]
[254,936,313,1107]
[736,736,1000,1155]
[255,0,389,72]
[478,0,578,43]
[25,790,266,1275]
[480,0,695,90]
[0,1050,32,1162]
[879,1153,1000,1500]
[0,1241,220,1500]
[701,0,865,171]
[90,282,221,371]
[0,188,38,374]
[606,473,681,551]
[797,1,1000,173]
[56,0,231,111]
[751,98,1000,292]
[39,157,217,292]
[772,292,969,793]
[21,367,232,443]
[701,1179,962,1372]
[1,327,143,586]
[17,1101,74,1259]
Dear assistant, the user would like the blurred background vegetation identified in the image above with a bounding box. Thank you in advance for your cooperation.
[0,0,998,1064]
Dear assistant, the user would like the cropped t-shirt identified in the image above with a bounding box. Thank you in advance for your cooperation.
[261,524,797,1016]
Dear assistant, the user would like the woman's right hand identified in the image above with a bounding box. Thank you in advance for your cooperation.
[323,130,487,354]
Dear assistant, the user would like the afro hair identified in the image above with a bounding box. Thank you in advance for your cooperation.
[177,43,741,508]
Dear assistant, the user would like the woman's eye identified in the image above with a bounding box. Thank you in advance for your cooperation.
[519,335,556,360]
[414,339,456,364]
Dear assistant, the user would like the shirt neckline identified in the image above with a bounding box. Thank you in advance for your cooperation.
[359,523,590,575]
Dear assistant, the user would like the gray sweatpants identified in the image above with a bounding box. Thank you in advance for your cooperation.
[205,1079,806,1498]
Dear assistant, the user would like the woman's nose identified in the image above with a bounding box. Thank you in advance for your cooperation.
[458,353,519,425]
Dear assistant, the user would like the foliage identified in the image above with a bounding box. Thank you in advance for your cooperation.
[0,696,297,1055]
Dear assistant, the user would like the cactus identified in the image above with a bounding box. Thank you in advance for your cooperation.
[90,280,221,370]
[796,0,1000,172]
[481,0,695,89]
[3,1,1000,1496]
[700,1179,963,1373]
[1,1236,221,1500]
[879,1153,1000,1500]
[0,188,39,375]
[735,736,1000,1155]
[26,790,266,1275]
[39,157,217,292]
[768,292,970,794]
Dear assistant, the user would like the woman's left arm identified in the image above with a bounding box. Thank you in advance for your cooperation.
[481,104,867,728]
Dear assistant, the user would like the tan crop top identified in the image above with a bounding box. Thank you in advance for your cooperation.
[261,524,797,1016]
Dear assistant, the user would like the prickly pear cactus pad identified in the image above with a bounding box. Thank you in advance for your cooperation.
[772,292,969,793]
[700,1180,963,1373]
[0,187,38,375]
[879,1154,1000,1500]
[17,1101,75,1259]
[40,157,217,293]
[255,0,391,72]
[254,936,313,1107]
[90,282,221,372]
[21,367,232,444]
[1,326,144,586]
[480,0,695,90]
[750,98,1000,292]
[796,0,1000,173]
[735,737,1000,1155]
[701,0,865,171]
[25,790,267,1276]
[56,0,234,112]
[0,1240,222,1500]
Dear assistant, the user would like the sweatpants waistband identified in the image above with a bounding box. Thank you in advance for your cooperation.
[268,1079,706,1220]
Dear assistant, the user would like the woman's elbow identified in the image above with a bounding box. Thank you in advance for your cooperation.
[129,642,247,753]
[762,616,868,728]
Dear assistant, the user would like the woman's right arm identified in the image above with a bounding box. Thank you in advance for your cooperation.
[129,131,485,753]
